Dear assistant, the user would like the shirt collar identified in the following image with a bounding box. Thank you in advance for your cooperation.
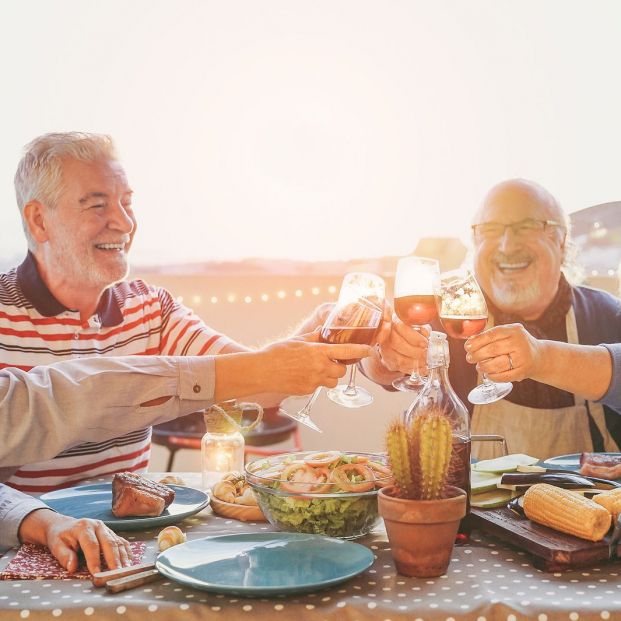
[16,251,124,327]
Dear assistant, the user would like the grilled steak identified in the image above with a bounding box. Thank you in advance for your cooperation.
[579,452,621,480]
[111,472,175,518]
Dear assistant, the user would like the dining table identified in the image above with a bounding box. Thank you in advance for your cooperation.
[2,472,621,621]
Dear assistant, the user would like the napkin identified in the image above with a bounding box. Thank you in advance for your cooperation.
[0,541,146,580]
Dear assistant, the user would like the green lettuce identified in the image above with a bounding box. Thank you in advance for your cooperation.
[255,490,379,538]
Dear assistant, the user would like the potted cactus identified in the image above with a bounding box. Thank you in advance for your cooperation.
[378,405,467,578]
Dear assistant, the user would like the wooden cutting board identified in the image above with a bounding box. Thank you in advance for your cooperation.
[470,507,621,571]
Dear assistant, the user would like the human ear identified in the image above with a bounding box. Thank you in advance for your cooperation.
[23,201,50,243]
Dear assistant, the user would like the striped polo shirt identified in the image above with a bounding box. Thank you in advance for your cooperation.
[1,253,231,492]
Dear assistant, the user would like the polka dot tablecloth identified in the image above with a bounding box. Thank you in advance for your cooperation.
[2,474,621,621]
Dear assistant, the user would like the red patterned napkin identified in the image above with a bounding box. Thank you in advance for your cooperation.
[1,541,146,580]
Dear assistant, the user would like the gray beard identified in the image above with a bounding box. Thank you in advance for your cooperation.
[488,279,542,316]
[52,245,129,291]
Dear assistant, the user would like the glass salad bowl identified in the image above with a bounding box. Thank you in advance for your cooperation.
[245,451,393,539]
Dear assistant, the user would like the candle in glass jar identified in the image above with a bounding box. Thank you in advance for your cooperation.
[201,430,244,490]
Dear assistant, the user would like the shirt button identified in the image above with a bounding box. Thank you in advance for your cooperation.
[193,384,201,394]
[74,333,79,340]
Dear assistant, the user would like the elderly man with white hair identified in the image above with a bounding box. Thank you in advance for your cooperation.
[0,131,380,494]
[457,179,621,460]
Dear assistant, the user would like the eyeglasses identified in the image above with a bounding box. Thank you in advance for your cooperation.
[471,218,564,241]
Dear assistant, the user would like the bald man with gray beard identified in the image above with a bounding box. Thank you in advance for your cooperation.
[449,179,621,460]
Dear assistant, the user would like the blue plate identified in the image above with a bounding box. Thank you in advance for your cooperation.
[156,533,374,596]
[40,483,209,531]
[541,452,621,472]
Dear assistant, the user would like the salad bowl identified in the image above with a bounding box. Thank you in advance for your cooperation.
[245,451,393,539]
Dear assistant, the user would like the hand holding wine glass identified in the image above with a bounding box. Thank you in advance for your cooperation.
[435,268,513,404]
[279,272,385,431]
[392,256,440,391]
[323,272,386,407]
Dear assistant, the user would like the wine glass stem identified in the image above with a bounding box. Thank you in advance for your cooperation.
[481,373,497,394]
[343,365,359,397]
[407,325,424,381]
[299,387,322,417]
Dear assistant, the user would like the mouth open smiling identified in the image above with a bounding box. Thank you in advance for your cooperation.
[95,242,126,252]
[496,259,532,273]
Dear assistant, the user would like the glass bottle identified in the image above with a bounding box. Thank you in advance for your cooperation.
[201,400,263,491]
[405,331,471,521]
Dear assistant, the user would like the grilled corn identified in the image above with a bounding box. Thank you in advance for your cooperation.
[523,483,611,542]
[593,488,621,518]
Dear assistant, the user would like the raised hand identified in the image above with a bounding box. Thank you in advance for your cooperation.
[465,323,540,383]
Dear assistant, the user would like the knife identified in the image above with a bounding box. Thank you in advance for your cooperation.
[91,562,161,592]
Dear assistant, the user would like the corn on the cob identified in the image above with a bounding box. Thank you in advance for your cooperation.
[523,483,611,542]
[593,488,621,518]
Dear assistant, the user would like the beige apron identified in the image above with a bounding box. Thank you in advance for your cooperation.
[471,307,619,461]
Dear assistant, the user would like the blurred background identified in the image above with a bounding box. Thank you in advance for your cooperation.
[1,0,620,469]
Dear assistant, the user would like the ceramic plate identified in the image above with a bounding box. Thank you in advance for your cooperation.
[541,452,621,473]
[40,483,209,531]
[156,532,374,596]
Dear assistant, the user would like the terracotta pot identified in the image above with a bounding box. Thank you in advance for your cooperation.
[378,484,467,578]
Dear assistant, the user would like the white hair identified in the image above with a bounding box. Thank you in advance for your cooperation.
[14,132,117,247]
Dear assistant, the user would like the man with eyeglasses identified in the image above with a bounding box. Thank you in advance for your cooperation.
[452,178,621,460]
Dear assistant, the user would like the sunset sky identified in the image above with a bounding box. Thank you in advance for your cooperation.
[1,1,620,265]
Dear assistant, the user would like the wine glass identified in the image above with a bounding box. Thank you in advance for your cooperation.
[435,268,512,405]
[323,272,385,408]
[279,272,385,431]
[391,256,440,392]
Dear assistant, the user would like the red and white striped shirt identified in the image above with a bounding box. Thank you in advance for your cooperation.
[1,253,231,492]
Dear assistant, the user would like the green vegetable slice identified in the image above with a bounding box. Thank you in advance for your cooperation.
[470,488,520,508]
[472,454,539,474]
[470,471,502,494]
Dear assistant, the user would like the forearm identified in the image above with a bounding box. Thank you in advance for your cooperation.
[214,351,276,401]
[0,356,217,468]
[531,341,613,401]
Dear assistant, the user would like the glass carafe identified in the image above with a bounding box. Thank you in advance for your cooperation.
[201,400,263,491]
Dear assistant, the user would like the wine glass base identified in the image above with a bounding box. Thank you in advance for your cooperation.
[278,406,323,432]
[326,385,373,408]
[468,382,513,405]
[392,375,426,392]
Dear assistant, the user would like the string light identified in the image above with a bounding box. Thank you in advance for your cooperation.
[182,285,340,305]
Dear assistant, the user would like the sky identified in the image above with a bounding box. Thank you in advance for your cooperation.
[1,1,620,265]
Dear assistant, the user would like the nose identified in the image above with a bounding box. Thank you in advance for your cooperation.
[496,225,521,253]
[108,201,135,236]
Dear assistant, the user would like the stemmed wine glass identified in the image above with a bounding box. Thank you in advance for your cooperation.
[324,272,385,408]
[391,256,440,392]
[279,272,385,432]
[434,268,513,405]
